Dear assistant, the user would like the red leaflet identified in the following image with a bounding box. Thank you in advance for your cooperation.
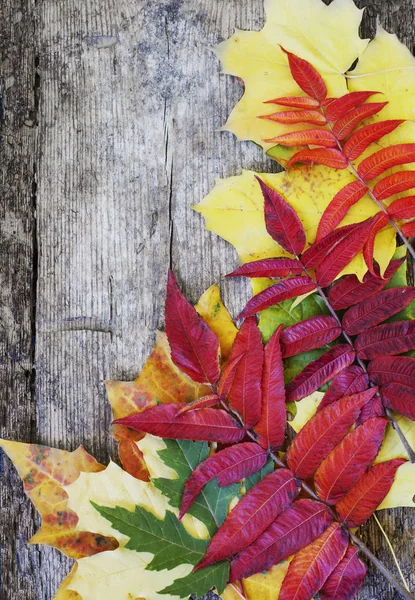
[363,212,390,276]
[314,418,387,504]
[217,354,244,399]
[316,218,373,287]
[358,395,385,425]
[381,382,415,420]
[358,144,415,181]
[342,287,415,336]
[402,220,415,237]
[355,320,415,360]
[265,96,320,108]
[302,222,362,269]
[226,257,304,279]
[265,129,337,147]
[177,394,220,416]
[324,91,378,122]
[343,120,404,161]
[328,259,404,310]
[279,523,349,600]
[255,326,286,450]
[288,148,348,170]
[388,195,415,219]
[260,109,326,126]
[230,499,333,582]
[281,48,327,103]
[373,170,415,200]
[318,366,369,412]
[336,459,406,527]
[332,102,388,140]
[286,345,356,403]
[257,177,306,255]
[165,271,220,384]
[320,545,367,600]
[195,469,300,570]
[114,404,245,444]
[368,355,415,387]
[224,317,263,428]
[286,389,376,479]
[280,316,341,358]
[180,442,268,518]
[237,276,316,320]
[316,182,368,242]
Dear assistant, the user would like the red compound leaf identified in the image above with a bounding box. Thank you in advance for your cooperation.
[264,96,320,108]
[381,382,415,420]
[342,287,415,336]
[114,404,245,444]
[258,176,306,255]
[318,366,369,412]
[314,417,387,504]
[237,276,316,320]
[177,394,221,416]
[281,48,327,102]
[286,345,356,402]
[373,171,415,200]
[358,144,415,181]
[402,220,415,237]
[195,469,300,570]
[165,271,220,384]
[320,545,367,600]
[332,102,388,140]
[343,120,404,161]
[255,326,286,450]
[279,523,349,600]
[368,355,415,387]
[217,354,244,399]
[316,182,368,242]
[280,316,341,358]
[230,499,333,582]
[265,129,337,147]
[302,223,362,269]
[179,442,268,518]
[226,257,304,279]
[288,148,348,170]
[286,389,376,479]
[388,195,415,220]
[363,212,390,276]
[358,395,385,425]
[336,459,406,527]
[324,91,379,122]
[355,320,415,360]
[260,109,326,126]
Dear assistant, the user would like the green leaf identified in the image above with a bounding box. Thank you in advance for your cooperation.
[153,439,240,535]
[161,561,230,597]
[91,503,208,571]
[244,456,274,492]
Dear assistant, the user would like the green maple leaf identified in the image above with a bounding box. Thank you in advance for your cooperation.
[161,560,229,597]
[153,439,240,535]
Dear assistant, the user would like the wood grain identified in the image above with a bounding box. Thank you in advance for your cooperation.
[0,0,414,598]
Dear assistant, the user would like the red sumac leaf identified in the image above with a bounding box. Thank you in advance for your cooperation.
[279,523,349,600]
[165,271,220,384]
[328,259,404,310]
[316,218,373,287]
[316,182,368,242]
[373,170,415,200]
[180,442,268,518]
[355,320,415,360]
[402,220,415,237]
[217,354,244,399]
[114,404,245,444]
[318,366,369,412]
[357,395,385,425]
[288,148,348,170]
[324,91,378,122]
[320,545,367,600]
[286,389,376,479]
[230,499,333,582]
[177,394,220,416]
[237,276,316,320]
[260,109,326,126]
[381,382,415,420]
[342,287,415,336]
[388,195,415,220]
[258,177,306,255]
[314,417,387,504]
[302,223,362,269]
[255,326,286,450]
[336,459,406,527]
[332,102,388,140]
[225,317,263,428]
[363,212,390,276]
[368,355,415,387]
[265,129,337,148]
[195,469,300,570]
[280,316,341,358]
[286,344,356,403]
[265,96,320,109]
[226,257,304,279]
[358,144,415,181]
[343,120,404,161]
[281,48,327,102]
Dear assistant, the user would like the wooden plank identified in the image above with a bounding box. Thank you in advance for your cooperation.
[0,0,414,598]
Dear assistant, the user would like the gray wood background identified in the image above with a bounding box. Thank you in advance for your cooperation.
[1,0,414,598]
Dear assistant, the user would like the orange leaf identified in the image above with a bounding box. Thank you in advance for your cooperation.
[288,148,348,169]
[358,144,415,181]
[265,129,336,147]
[373,170,415,200]
[260,110,326,126]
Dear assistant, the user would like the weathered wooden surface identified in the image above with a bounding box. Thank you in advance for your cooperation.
[0,0,414,598]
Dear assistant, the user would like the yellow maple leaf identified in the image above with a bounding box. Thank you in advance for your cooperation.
[222,561,291,600]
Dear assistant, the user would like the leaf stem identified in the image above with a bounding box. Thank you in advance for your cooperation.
[373,512,410,591]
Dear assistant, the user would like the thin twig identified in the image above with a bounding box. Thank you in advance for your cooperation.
[373,513,410,591]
